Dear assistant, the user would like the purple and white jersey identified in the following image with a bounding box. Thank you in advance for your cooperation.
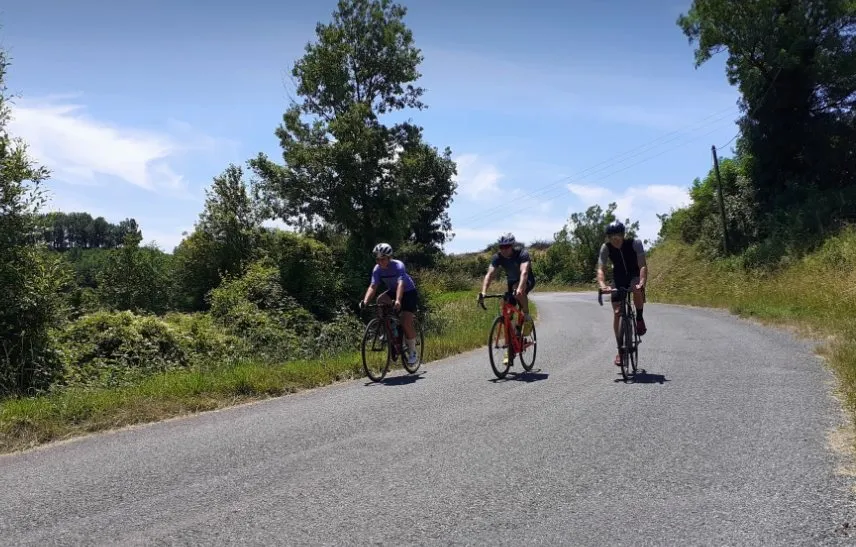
[371,259,416,292]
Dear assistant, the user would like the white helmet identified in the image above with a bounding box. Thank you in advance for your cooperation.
[497,233,516,246]
[372,242,393,257]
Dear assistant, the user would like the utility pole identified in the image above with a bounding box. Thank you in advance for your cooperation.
[711,145,729,254]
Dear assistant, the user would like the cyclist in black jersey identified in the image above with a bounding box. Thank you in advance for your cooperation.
[479,233,535,334]
[596,221,648,367]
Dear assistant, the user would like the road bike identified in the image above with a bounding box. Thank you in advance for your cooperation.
[360,302,424,382]
[478,292,537,379]
[598,286,640,381]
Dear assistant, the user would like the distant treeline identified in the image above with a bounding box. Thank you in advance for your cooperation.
[34,212,142,251]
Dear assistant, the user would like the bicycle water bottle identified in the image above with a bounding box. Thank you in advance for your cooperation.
[390,317,399,339]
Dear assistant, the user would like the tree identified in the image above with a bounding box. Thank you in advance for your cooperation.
[173,164,263,311]
[96,232,175,315]
[539,203,640,284]
[678,0,856,239]
[249,0,457,265]
[0,46,72,394]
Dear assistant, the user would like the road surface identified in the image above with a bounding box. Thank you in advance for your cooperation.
[1,292,854,545]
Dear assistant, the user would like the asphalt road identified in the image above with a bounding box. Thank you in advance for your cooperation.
[1,292,854,545]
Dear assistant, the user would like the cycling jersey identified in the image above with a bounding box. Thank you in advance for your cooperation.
[371,259,416,293]
[598,238,645,287]
[490,248,534,284]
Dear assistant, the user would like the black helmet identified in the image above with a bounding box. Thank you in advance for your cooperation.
[605,220,625,236]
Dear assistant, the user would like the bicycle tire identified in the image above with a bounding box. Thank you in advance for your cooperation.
[519,318,537,371]
[488,316,511,379]
[361,317,390,382]
[618,315,631,381]
[402,316,425,374]
[629,316,638,374]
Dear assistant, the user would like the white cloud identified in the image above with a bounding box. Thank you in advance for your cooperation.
[566,183,610,202]
[453,153,503,199]
[6,96,230,196]
[567,183,691,244]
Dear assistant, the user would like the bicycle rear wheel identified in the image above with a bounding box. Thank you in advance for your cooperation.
[402,316,425,374]
[488,316,511,379]
[519,317,537,371]
[361,318,390,382]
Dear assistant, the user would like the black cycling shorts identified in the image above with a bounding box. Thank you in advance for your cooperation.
[379,288,419,313]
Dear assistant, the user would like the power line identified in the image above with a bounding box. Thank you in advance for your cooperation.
[716,66,783,150]
[456,107,739,227]
[457,119,735,231]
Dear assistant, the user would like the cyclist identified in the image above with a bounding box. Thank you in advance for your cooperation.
[596,220,648,367]
[478,232,535,335]
[360,242,419,366]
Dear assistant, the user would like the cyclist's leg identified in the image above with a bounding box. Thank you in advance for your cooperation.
[400,290,417,338]
[630,276,646,335]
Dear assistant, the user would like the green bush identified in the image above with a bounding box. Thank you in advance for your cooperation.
[57,311,190,388]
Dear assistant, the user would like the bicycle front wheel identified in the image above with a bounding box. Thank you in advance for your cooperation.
[361,318,390,382]
[402,316,425,374]
[488,316,511,379]
[617,315,631,381]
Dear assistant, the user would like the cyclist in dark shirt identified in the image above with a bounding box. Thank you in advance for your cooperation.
[596,221,648,367]
[479,233,536,333]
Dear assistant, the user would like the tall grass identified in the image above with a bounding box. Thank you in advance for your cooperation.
[647,227,856,419]
[0,290,535,454]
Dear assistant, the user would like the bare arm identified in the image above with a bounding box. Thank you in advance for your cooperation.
[363,283,377,305]
[637,255,648,287]
[396,279,405,304]
[597,264,608,290]
[481,265,496,294]
[517,261,529,289]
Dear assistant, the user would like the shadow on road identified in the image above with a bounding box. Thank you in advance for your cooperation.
[490,369,549,384]
[364,371,426,387]
[613,369,668,384]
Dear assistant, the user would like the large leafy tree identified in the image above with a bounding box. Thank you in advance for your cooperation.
[678,0,856,236]
[249,0,457,260]
[0,46,72,394]
[174,164,263,310]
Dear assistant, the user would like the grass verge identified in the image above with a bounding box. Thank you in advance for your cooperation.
[0,291,537,454]
[647,230,856,432]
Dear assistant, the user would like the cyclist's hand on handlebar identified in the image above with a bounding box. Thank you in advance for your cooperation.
[358,300,366,310]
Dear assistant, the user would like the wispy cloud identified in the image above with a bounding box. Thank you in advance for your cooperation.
[7,95,234,197]
[453,153,503,199]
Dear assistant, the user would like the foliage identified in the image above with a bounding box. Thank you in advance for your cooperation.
[34,212,141,251]
[173,164,264,311]
[0,47,73,396]
[248,0,457,260]
[536,203,640,284]
[678,0,856,248]
[57,311,191,389]
[96,232,176,315]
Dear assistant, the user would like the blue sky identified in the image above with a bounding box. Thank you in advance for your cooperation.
[3,0,740,254]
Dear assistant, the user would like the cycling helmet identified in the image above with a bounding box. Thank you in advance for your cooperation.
[605,221,625,236]
[497,233,516,246]
[372,242,393,257]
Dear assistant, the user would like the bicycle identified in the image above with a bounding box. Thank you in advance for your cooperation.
[478,292,537,379]
[598,286,641,381]
[360,302,424,382]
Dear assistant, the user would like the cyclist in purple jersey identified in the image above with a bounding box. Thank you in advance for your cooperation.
[360,242,420,366]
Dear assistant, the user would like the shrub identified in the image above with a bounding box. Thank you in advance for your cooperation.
[57,311,190,388]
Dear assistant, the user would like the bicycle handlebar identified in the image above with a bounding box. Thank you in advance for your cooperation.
[478,293,506,310]
[597,286,634,306]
